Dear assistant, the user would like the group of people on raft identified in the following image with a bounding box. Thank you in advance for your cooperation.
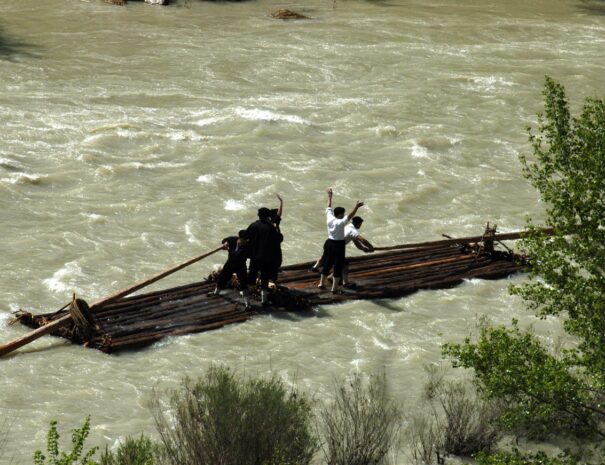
[209,188,375,308]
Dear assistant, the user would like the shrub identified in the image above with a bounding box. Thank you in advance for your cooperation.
[407,368,502,464]
[433,380,501,456]
[319,372,401,465]
[407,413,442,465]
[33,416,98,465]
[475,449,578,465]
[151,365,318,465]
[100,434,159,465]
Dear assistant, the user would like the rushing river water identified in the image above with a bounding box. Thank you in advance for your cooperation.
[1,0,604,462]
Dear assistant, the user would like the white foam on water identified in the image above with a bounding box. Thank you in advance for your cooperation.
[372,336,391,350]
[80,212,107,224]
[185,221,200,244]
[43,261,85,294]
[167,131,205,142]
[0,312,9,328]
[465,75,515,92]
[196,174,214,184]
[120,161,188,170]
[116,128,142,139]
[0,157,21,170]
[410,142,430,159]
[4,172,46,185]
[194,116,228,127]
[234,107,310,125]
[224,199,245,211]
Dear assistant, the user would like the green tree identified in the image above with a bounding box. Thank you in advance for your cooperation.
[444,76,605,438]
[34,416,98,465]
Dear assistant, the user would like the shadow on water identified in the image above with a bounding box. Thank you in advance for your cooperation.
[261,306,332,322]
[0,25,42,62]
[578,0,605,15]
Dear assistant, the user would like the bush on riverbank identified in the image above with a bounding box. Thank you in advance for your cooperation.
[319,372,401,465]
[100,434,159,465]
[151,365,318,465]
[475,450,580,465]
[407,367,502,464]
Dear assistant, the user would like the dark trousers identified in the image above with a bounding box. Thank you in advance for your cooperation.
[248,257,278,290]
[322,239,346,277]
[217,259,248,291]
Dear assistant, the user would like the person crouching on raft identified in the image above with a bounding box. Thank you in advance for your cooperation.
[210,230,251,308]
[319,188,364,293]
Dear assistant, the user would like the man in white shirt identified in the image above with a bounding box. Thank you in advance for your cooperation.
[341,217,375,287]
[311,216,375,288]
[319,188,364,293]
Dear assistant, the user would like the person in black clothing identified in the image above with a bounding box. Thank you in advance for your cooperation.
[247,204,283,304]
[269,194,283,284]
[210,229,251,308]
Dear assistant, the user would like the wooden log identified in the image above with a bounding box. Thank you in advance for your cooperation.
[0,245,223,358]
[372,228,554,252]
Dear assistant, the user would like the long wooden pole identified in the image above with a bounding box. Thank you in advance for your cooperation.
[372,228,554,252]
[0,246,224,358]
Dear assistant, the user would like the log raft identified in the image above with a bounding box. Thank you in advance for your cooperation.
[10,226,543,354]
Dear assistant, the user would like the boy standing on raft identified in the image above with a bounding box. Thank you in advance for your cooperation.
[319,188,364,293]
[247,205,283,305]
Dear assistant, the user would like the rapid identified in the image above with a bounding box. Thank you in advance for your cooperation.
[1,0,604,462]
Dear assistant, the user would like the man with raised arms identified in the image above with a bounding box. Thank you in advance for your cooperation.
[319,188,364,293]
[311,215,375,288]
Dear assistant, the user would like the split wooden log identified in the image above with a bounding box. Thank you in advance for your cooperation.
[0,245,223,358]
[372,228,554,252]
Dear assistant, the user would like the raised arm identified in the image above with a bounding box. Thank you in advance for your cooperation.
[347,200,364,220]
[326,188,333,208]
[276,194,283,218]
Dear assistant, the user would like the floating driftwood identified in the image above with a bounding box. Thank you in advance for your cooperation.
[271,9,309,20]
[4,226,547,355]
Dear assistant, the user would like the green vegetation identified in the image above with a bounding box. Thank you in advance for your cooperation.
[151,365,318,465]
[100,435,158,465]
[34,416,98,465]
[444,76,605,440]
[407,367,501,464]
[319,372,401,465]
[475,450,579,465]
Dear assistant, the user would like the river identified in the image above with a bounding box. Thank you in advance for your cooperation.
[1,0,604,462]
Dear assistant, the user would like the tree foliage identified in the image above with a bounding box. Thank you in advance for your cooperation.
[33,417,98,465]
[444,76,605,438]
[515,76,605,382]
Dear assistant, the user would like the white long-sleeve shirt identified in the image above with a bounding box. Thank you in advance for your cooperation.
[344,223,360,244]
[326,207,349,240]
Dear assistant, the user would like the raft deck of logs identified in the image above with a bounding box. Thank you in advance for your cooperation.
[4,226,546,355]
